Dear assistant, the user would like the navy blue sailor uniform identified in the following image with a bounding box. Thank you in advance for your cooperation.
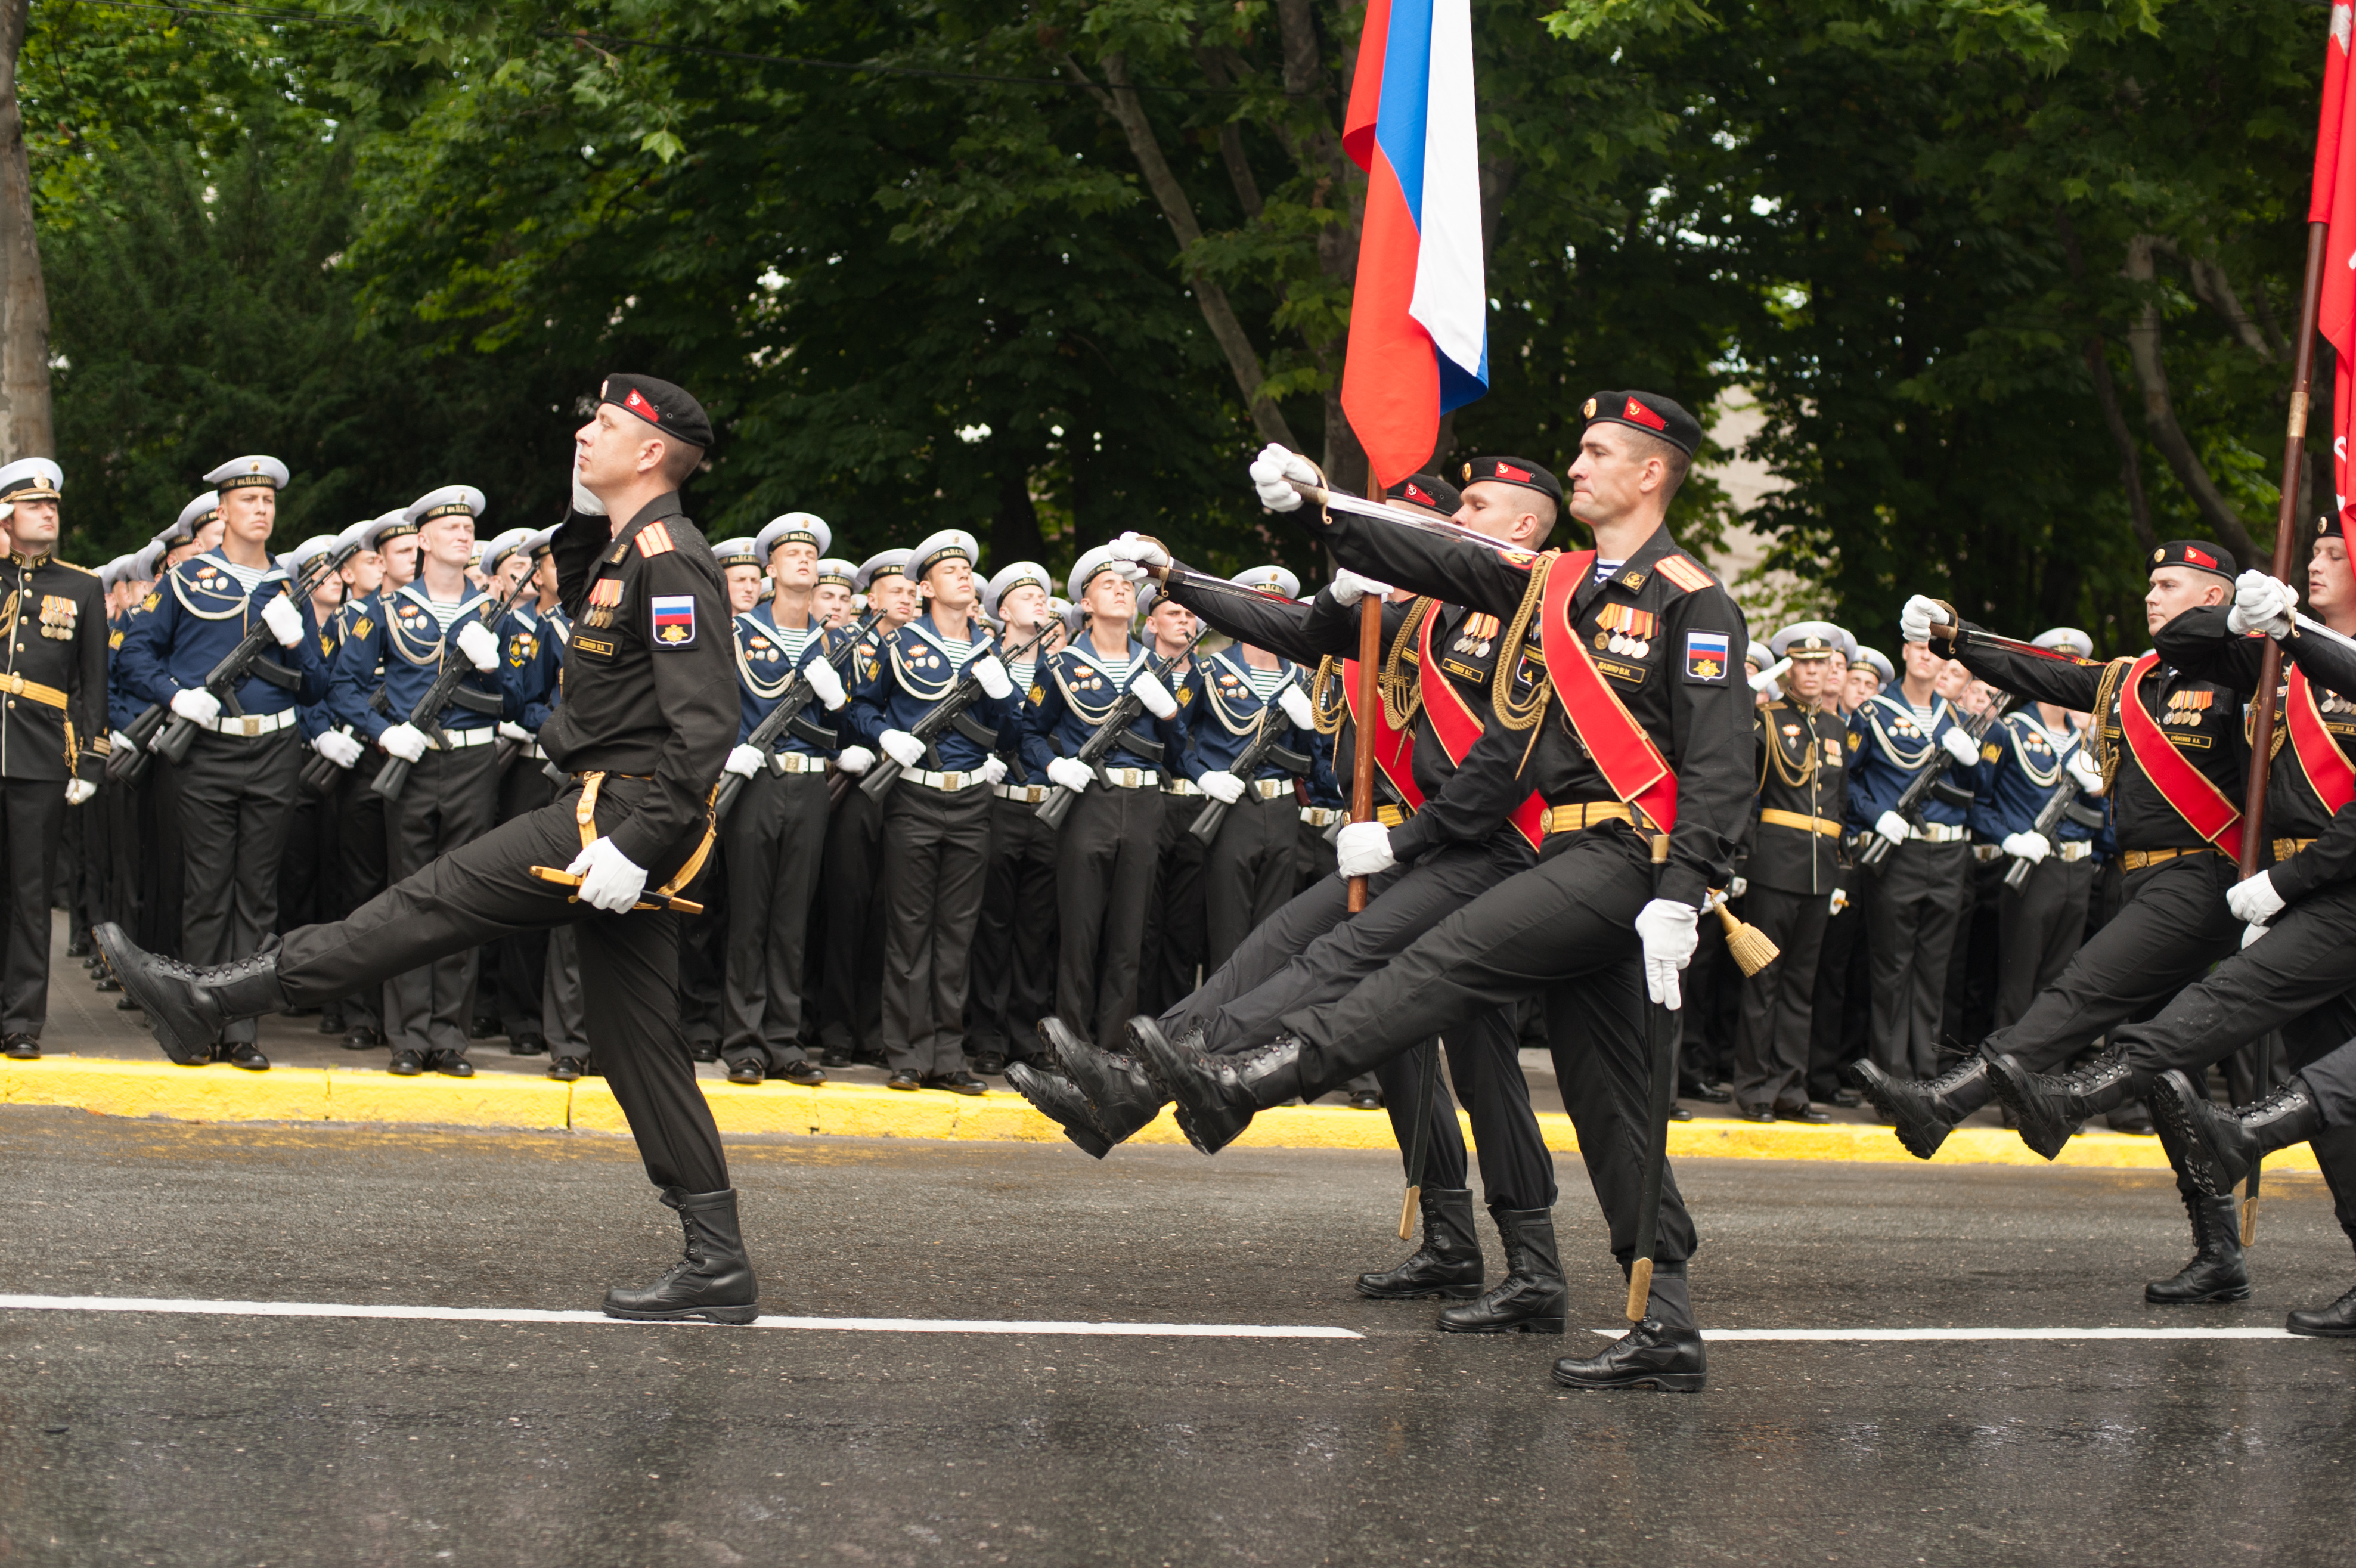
[815,616,894,1066]
[274,591,350,938]
[1021,634,1186,1052]
[1966,707,2101,1031]
[117,550,330,1051]
[1180,647,1317,971]
[315,591,395,1047]
[967,633,1061,1069]
[480,602,567,1053]
[844,611,1013,1079]
[718,605,843,1079]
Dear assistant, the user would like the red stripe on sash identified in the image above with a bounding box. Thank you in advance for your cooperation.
[2287,663,2356,814]
[1341,655,1422,813]
[1418,603,1546,851]
[2118,651,2242,860]
[1534,551,1679,833]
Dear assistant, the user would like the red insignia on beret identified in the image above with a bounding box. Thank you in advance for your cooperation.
[1405,482,1434,506]
[2183,545,2216,569]
[1493,462,1530,484]
[1622,397,1669,432]
[624,388,661,423]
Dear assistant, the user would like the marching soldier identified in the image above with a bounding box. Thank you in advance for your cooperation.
[814,548,910,1066]
[0,459,109,1061]
[967,559,1060,1073]
[477,526,559,1057]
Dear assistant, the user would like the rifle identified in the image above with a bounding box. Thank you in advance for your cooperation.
[1036,630,1204,830]
[1189,673,1314,844]
[712,609,882,826]
[2001,734,2107,891]
[861,621,1055,801]
[107,540,360,785]
[371,572,534,802]
[1853,693,2013,873]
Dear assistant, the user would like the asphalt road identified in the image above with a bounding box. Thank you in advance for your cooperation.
[4,1109,2353,1567]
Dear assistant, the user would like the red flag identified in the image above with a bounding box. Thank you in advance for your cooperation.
[2317,3,2356,527]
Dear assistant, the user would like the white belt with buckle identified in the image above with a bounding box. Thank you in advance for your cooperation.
[434,726,498,751]
[1164,779,1202,797]
[1300,806,1344,828]
[2058,840,2094,862]
[1911,822,1969,844]
[1972,843,2004,863]
[1248,777,1290,800]
[768,751,825,775]
[907,768,987,792]
[994,783,1048,803]
[1100,767,1158,789]
[198,709,299,737]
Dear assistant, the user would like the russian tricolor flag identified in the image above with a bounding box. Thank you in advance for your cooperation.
[1341,0,1489,488]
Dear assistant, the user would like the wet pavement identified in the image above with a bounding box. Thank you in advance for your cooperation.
[2,1108,2352,1566]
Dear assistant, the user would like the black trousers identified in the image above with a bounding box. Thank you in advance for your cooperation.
[333,751,389,1032]
[103,774,142,937]
[1203,791,1299,972]
[178,728,302,1046]
[879,780,991,1075]
[721,769,828,1071]
[1865,839,1970,1080]
[1807,874,1871,1100]
[1274,824,1695,1312]
[382,744,500,1061]
[1052,782,1162,1052]
[1734,883,1830,1113]
[1942,853,2007,1049]
[1136,791,1207,1016]
[275,770,339,934]
[816,783,886,1059]
[280,775,724,1193]
[967,789,1059,1064]
[0,778,64,1037]
[1995,854,2095,1030]
[677,853,727,1058]
[137,753,186,959]
[486,757,557,1035]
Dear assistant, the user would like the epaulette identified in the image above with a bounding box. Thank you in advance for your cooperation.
[635,522,677,559]
[51,558,91,575]
[1655,554,1715,594]
[141,591,160,612]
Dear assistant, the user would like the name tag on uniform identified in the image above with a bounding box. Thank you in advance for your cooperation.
[575,635,616,660]
[1595,657,1647,686]
[2168,732,2212,750]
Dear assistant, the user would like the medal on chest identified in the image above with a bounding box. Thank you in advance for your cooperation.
[36,593,76,640]
[1453,612,1500,660]
[581,575,624,630]
[2163,688,2214,727]
[1592,603,1656,660]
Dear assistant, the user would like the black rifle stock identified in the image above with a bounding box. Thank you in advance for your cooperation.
[711,609,882,825]
[370,575,532,803]
[2001,745,2105,891]
[1034,633,1203,831]
[859,623,1053,802]
[1853,694,2013,873]
[1189,678,1312,844]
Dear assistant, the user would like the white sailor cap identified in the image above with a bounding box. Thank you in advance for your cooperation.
[1746,640,1774,671]
[98,553,133,588]
[1770,621,1843,661]
[815,557,858,588]
[710,537,761,571]
[1134,580,1160,616]
[527,526,559,559]
[203,455,290,492]
[282,534,342,577]
[1233,564,1300,600]
[361,508,416,550]
[982,560,1052,621]
[911,528,981,581]
[404,484,487,530]
[1832,625,1859,663]
[757,577,775,603]
[1853,646,1896,684]
[162,491,222,546]
[0,457,63,503]
[854,549,911,590]
[466,539,486,568]
[2033,625,2095,660]
[482,527,535,575]
[131,539,167,580]
[332,517,377,557]
[756,512,832,560]
[1068,546,1130,600]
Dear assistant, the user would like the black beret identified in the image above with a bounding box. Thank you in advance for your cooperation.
[1387,473,1462,516]
[1580,391,1701,457]
[600,373,715,451]
[1457,455,1563,505]
[2150,539,2236,581]
[2320,513,2342,542]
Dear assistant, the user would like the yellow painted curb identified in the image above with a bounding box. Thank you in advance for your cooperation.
[0,1055,2321,1172]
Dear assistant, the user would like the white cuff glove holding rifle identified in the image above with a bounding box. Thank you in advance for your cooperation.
[1874,810,1910,846]
[379,723,429,764]
[803,656,847,710]
[970,655,1013,701]
[1277,684,1315,729]
[2066,748,2104,796]
[1899,593,1947,644]
[1199,769,1246,804]
[1046,756,1094,794]
[2227,869,2286,926]
[1635,898,1701,1009]
[724,743,763,779]
[2227,570,2295,639]
[2001,831,2050,864]
[835,745,875,776]
[455,620,501,672]
[313,729,364,769]
[1129,670,1178,719]
[879,729,926,770]
[64,779,95,805]
[498,720,534,745]
[259,593,305,649]
[1940,727,1981,767]
[1330,568,1391,607]
[566,836,647,913]
[1335,820,1394,878]
[980,755,1008,786]
[170,687,221,726]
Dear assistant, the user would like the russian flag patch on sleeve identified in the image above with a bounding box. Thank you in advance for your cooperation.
[1684,631,1729,683]
[651,595,696,647]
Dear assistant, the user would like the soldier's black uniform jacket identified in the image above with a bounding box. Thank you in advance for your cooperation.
[2154,604,2356,901]
[1301,509,1753,909]
[1935,616,2246,854]
[0,550,109,784]
[1749,698,1847,896]
[546,496,735,870]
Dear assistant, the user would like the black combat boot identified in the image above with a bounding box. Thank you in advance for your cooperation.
[2287,1284,2356,1338]
[2143,1191,2249,1304]
[1437,1206,1566,1333]
[1024,1016,1163,1146]
[1356,1187,1483,1301]
[1551,1321,1706,1392]
[1005,1061,1115,1158]
[92,923,288,1066]
[1983,1043,2141,1161]
[602,1188,760,1324]
[2150,1069,2324,1197]
[1851,1055,1992,1159]
[1132,1025,1305,1155]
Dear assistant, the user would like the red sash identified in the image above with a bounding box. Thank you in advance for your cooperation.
[1535,551,1678,833]
[1418,606,1548,851]
[1341,653,1421,813]
[2117,652,2242,860]
[2286,663,2356,813]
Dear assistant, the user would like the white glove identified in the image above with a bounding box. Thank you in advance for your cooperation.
[1828,886,1850,916]
[1334,821,1394,878]
[378,723,429,764]
[259,593,304,649]
[1330,568,1391,607]
[1728,875,1749,898]
[980,755,1009,786]
[2227,569,2295,638]
[1248,445,1316,512]
[110,729,134,755]
[1199,769,1246,804]
[2226,869,2286,926]
[1899,593,1948,645]
[2001,831,2051,864]
[1277,684,1315,729]
[1047,755,1095,794]
[835,745,875,776]
[312,728,363,769]
[1130,670,1179,719]
[64,778,96,805]
[1748,658,1792,696]
[498,720,535,745]
[2066,747,2104,796]
[2243,921,2269,949]
[570,472,607,516]
[970,655,1013,701]
[802,656,847,710]
[169,687,221,726]
[1635,898,1703,1010]
[1109,532,1173,572]
[1874,810,1910,847]
[455,619,501,672]
[879,729,926,770]
[565,835,647,913]
[724,743,763,779]
[1940,727,1981,767]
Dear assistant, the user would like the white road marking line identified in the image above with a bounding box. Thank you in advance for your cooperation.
[0,1294,1361,1338]
[1591,1326,2304,1341]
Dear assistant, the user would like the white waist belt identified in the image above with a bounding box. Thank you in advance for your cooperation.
[1100,767,1158,789]
[768,751,826,775]
[2057,839,2094,862]
[994,783,1048,803]
[434,726,498,751]
[904,768,988,793]
[1164,779,1202,797]
[1910,822,1969,844]
[1300,806,1344,828]
[198,709,298,737]
[1248,777,1290,800]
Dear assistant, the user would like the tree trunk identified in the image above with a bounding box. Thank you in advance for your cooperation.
[0,0,52,461]
[2121,235,2263,568]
